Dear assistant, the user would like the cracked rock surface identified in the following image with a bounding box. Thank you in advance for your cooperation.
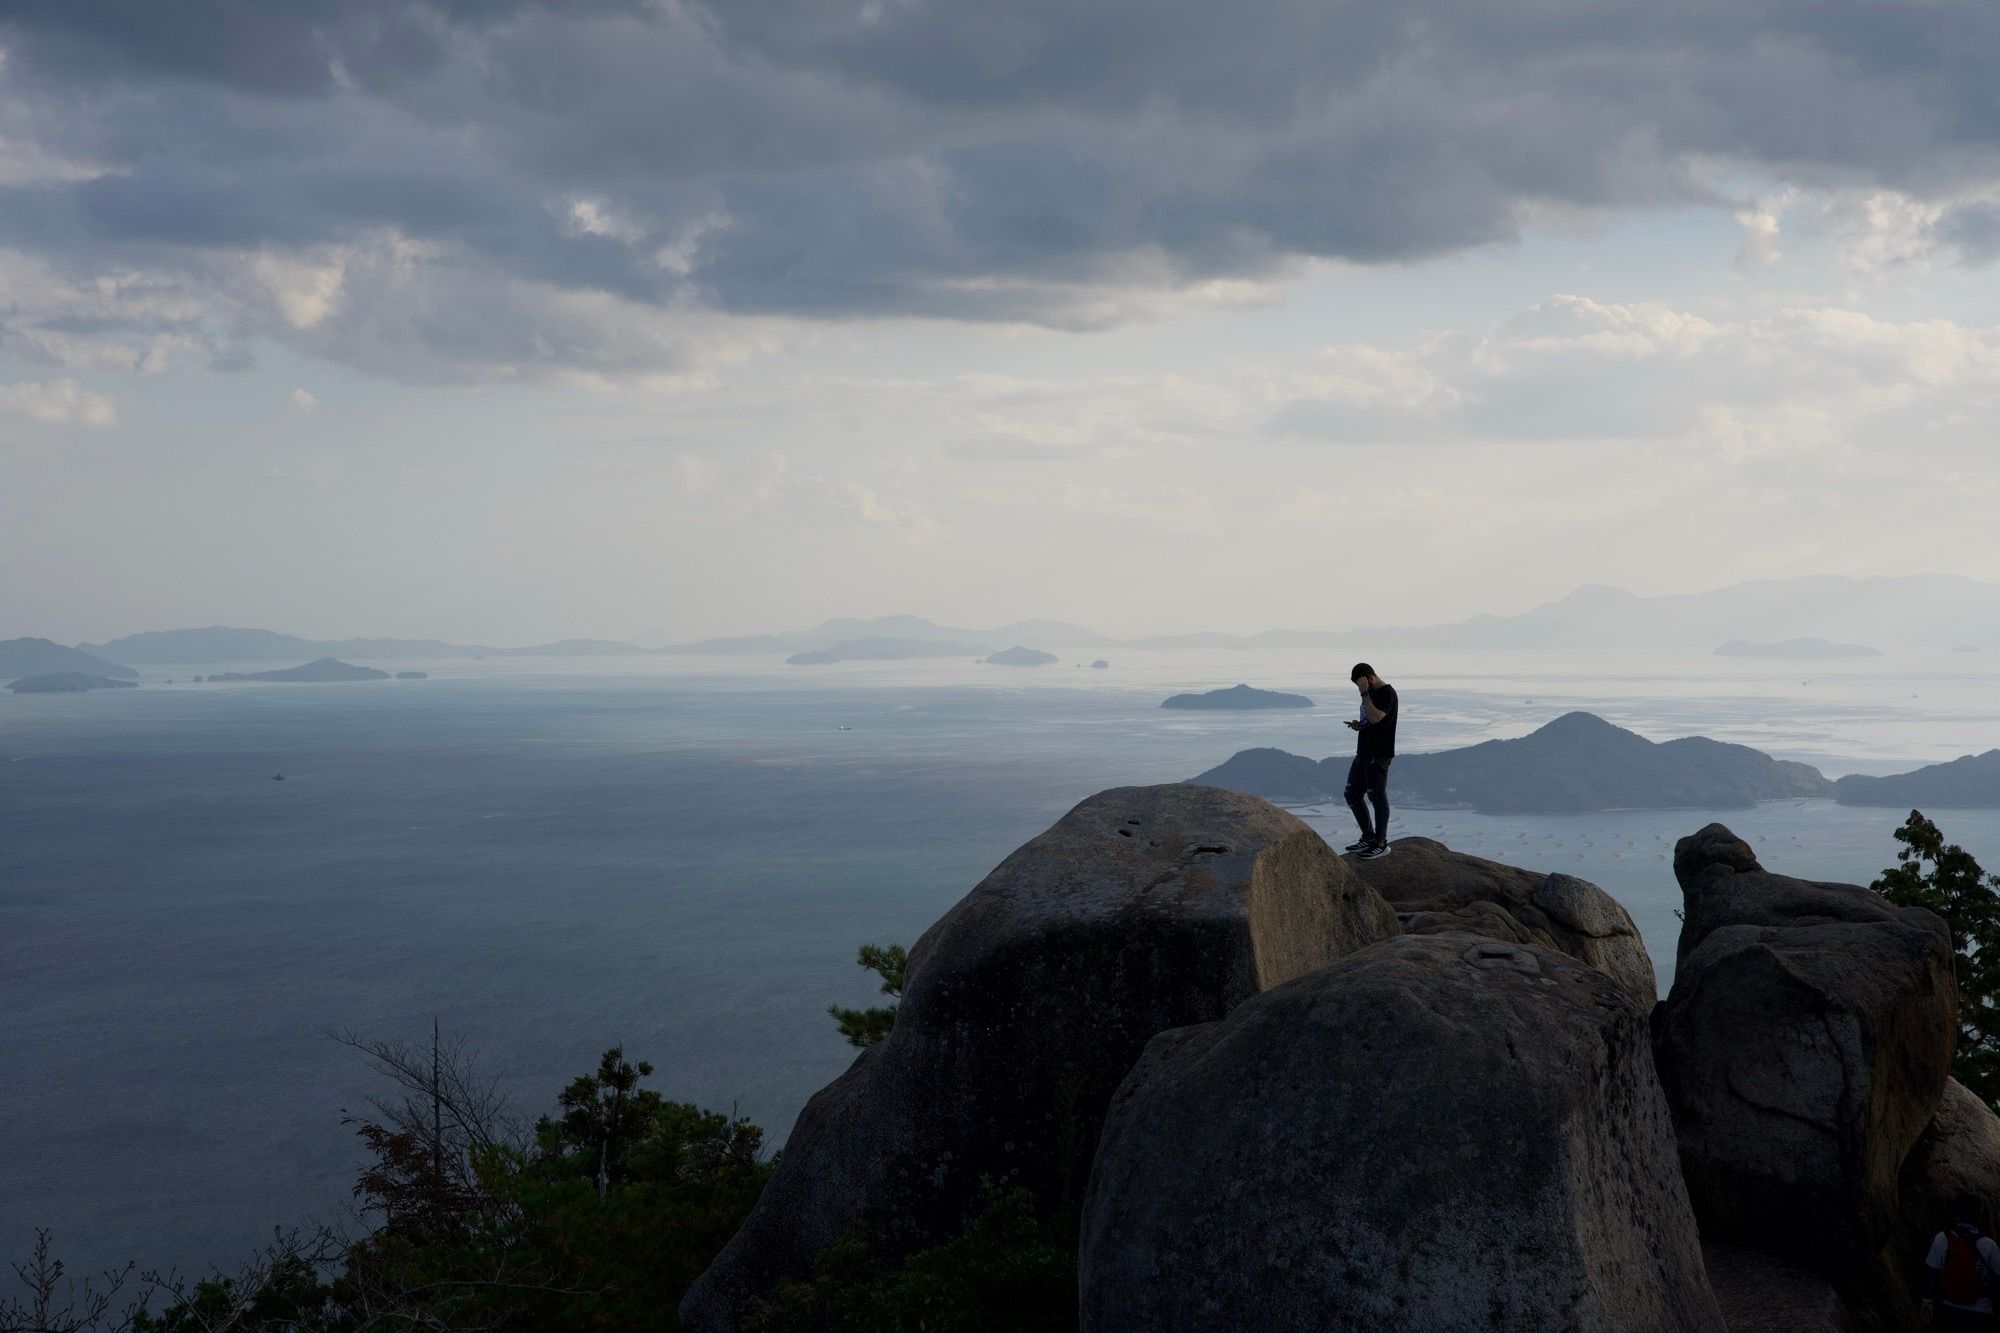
[1350,835,1656,1001]
[1080,932,1723,1333]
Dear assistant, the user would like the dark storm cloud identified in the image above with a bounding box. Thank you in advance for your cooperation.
[5,0,2000,375]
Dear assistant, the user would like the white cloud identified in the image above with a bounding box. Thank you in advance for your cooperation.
[0,377,117,426]
[251,248,349,330]
[289,387,318,411]
[846,481,948,542]
[1732,191,1793,271]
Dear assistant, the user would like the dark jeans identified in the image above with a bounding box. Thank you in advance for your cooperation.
[1936,1305,1997,1333]
[1344,755,1391,844]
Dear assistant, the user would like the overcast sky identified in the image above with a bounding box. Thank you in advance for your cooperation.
[5,1,2000,644]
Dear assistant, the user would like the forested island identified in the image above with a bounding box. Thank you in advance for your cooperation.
[985,646,1058,666]
[209,659,392,683]
[6,672,139,694]
[1160,683,1314,710]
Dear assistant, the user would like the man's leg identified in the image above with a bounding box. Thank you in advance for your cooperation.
[1343,755,1376,845]
[1366,758,1392,846]
[1935,1306,1992,1333]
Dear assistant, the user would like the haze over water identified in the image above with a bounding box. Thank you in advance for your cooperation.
[6,647,1999,1277]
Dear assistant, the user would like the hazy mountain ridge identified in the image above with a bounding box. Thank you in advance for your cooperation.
[1715,638,1882,659]
[79,627,650,663]
[666,616,1109,655]
[787,637,993,664]
[56,574,2000,665]
[658,575,2000,655]
[1,637,139,680]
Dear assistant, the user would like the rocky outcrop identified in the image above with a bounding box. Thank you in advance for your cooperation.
[680,784,1400,1331]
[1653,824,1955,1327]
[1348,837,1656,1000]
[1080,933,1723,1332]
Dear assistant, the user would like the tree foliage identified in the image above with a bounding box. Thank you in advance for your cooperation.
[8,1036,770,1333]
[1873,809,2000,1110]
[827,944,907,1049]
[744,1183,1077,1333]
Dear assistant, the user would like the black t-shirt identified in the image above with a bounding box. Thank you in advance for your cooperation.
[1357,683,1399,759]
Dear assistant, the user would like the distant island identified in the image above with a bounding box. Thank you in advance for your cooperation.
[985,646,1058,666]
[6,672,140,694]
[395,671,428,680]
[1091,660,1109,669]
[210,658,392,683]
[0,637,138,680]
[1161,684,1314,711]
[787,637,990,665]
[1836,750,2000,807]
[1191,711,1834,813]
[1714,638,1882,659]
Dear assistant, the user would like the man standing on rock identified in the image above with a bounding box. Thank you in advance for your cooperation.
[1343,663,1398,859]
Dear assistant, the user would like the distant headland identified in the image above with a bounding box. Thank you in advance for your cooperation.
[1192,711,1834,813]
[1193,711,2000,812]
[1836,750,2000,808]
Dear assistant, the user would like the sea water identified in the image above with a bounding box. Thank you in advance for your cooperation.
[4,648,1999,1278]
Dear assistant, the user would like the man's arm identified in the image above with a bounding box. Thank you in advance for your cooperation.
[1361,688,1387,724]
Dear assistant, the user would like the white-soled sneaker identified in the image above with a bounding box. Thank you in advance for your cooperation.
[1343,838,1372,853]
[1358,841,1392,860]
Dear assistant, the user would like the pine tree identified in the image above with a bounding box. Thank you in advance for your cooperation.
[828,944,907,1048]
[1873,810,2000,1111]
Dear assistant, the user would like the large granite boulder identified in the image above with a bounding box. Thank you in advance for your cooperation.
[1895,1079,2000,1293]
[681,784,1400,1330]
[1080,932,1724,1332]
[1653,824,1954,1327]
[1350,836,1656,1000]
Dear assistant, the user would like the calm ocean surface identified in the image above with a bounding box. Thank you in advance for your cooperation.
[5,647,1999,1276]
